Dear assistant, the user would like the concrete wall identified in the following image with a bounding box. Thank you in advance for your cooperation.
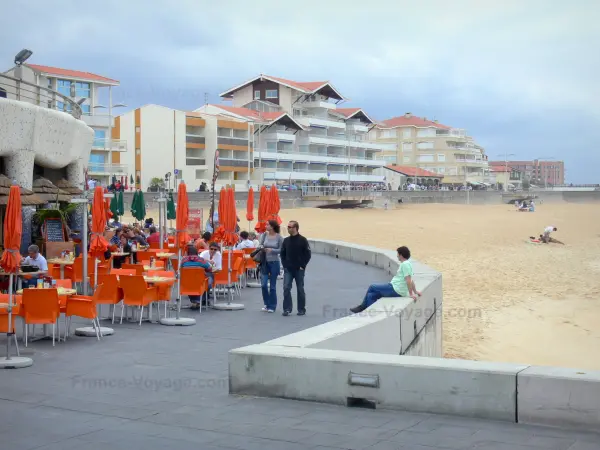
[229,239,600,431]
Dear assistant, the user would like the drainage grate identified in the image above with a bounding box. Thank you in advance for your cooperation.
[347,397,376,409]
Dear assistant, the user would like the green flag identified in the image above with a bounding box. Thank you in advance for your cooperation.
[167,190,176,220]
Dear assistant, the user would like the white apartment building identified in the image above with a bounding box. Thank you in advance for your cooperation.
[371,113,490,186]
[205,74,393,184]
[3,64,127,185]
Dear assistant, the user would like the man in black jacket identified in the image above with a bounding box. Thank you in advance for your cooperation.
[280,220,311,316]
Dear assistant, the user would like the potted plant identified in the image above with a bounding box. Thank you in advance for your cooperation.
[148,177,164,192]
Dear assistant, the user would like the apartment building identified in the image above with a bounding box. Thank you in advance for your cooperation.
[206,74,392,184]
[116,104,263,191]
[489,160,564,187]
[371,113,489,186]
[3,64,126,185]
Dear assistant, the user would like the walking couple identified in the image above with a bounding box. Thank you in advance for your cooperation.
[256,219,311,316]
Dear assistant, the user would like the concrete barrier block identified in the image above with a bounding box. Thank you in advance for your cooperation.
[518,366,600,430]
[229,346,525,421]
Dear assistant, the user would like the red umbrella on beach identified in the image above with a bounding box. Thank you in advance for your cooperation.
[254,185,269,233]
[246,187,254,222]
[89,186,109,256]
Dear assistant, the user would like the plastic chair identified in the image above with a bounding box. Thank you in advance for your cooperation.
[48,263,62,280]
[0,294,22,355]
[180,268,209,310]
[65,285,102,340]
[22,288,60,347]
[111,268,136,276]
[96,274,122,323]
[171,258,179,272]
[119,276,158,326]
[243,248,258,281]
[122,264,144,275]
[136,251,153,262]
[147,270,175,317]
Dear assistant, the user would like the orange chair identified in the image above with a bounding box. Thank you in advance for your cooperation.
[214,255,237,300]
[65,256,94,289]
[136,251,153,262]
[96,274,122,323]
[64,285,102,340]
[22,289,60,347]
[243,248,258,281]
[55,279,73,314]
[180,268,209,310]
[171,258,179,272]
[0,294,22,355]
[48,263,62,280]
[149,242,161,249]
[119,276,158,326]
[147,270,175,317]
[122,264,144,275]
[111,268,136,277]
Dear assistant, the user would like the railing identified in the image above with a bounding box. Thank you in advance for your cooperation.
[186,135,205,145]
[257,149,383,162]
[87,163,128,174]
[219,159,252,168]
[185,158,206,166]
[301,185,375,196]
[217,136,251,147]
[92,138,128,152]
[0,72,83,119]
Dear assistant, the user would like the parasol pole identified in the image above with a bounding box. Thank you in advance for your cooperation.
[176,247,182,320]
[5,273,13,361]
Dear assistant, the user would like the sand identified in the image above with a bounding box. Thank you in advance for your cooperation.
[122,202,600,370]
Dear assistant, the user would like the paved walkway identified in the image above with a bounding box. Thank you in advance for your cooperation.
[1,255,598,450]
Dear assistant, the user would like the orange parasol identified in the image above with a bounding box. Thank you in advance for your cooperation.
[212,188,226,242]
[221,187,238,246]
[268,184,282,224]
[254,185,269,233]
[176,182,190,249]
[103,187,112,221]
[246,187,254,222]
[0,186,22,274]
[89,186,109,256]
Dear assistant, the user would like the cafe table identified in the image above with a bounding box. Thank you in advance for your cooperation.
[110,252,130,269]
[0,270,48,290]
[47,257,75,279]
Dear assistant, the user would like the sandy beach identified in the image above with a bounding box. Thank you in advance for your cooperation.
[123,202,600,370]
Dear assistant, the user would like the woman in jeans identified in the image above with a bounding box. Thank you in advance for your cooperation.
[260,219,283,313]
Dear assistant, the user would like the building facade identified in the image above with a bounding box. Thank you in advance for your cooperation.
[383,165,444,190]
[212,74,392,185]
[371,113,489,186]
[3,64,127,186]
[489,160,564,187]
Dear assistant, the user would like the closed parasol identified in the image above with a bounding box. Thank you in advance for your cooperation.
[268,184,282,224]
[246,187,254,222]
[254,185,269,233]
[89,186,109,257]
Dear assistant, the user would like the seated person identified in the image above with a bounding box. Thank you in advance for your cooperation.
[234,231,256,250]
[112,235,131,269]
[144,218,154,229]
[350,246,421,313]
[194,231,211,251]
[181,244,213,309]
[21,245,48,288]
[248,231,260,247]
[199,242,222,272]
[146,226,160,244]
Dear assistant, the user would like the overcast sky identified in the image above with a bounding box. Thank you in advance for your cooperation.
[3,0,599,182]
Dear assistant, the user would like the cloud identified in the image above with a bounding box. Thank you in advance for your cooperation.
[1,0,598,181]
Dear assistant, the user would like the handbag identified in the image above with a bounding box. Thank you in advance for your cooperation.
[250,247,263,262]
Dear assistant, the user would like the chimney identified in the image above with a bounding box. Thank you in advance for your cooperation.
[404,112,412,118]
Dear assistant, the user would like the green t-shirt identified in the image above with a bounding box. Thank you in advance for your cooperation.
[390,259,413,296]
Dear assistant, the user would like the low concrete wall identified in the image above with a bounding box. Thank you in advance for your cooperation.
[518,366,600,429]
[229,239,600,431]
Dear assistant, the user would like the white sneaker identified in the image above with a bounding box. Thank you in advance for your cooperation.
[267,309,275,313]
[261,306,268,312]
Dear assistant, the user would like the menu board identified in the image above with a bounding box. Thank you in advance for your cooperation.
[187,209,203,239]
[45,218,65,242]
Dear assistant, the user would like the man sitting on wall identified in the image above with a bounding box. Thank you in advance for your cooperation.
[349,246,421,314]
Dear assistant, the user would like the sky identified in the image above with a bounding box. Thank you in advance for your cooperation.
[2,0,599,182]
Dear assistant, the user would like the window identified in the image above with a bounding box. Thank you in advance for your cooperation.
[380,129,397,138]
[93,129,106,147]
[403,156,411,163]
[293,109,301,117]
[89,153,105,164]
[402,142,413,151]
[75,82,90,98]
[417,128,436,137]
[195,169,207,179]
[80,104,90,115]
[265,89,278,99]
[438,167,445,173]
[417,141,434,150]
[437,154,446,162]
[57,79,71,97]
[383,156,396,163]
[266,141,277,151]
[418,154,434,163]
[403,129,412,138]
[254,90,260,100]
[56,101,72,112]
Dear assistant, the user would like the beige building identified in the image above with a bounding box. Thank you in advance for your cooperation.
[370,113,489,185]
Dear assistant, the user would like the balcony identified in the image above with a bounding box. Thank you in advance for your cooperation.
[305,135,346,147]
[302,100,336,110]
[220,158,252,168]
[347,123,369,133]
[92,138,127,152]
[87,163,128,175]
[255,150,384,167]
[186,135,205,145]
[185,158,206,167]
[296,116,346,130]
[82,114,115,128]
[263,131,296,142]
[217,136,251,149]
[262,170,384,183]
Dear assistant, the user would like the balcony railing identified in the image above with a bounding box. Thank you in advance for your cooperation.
[87,163,128,174]
[0,72,83,119]
[186,158,206,166]
[186,135,205,145]
[219,159,252,168]
[92,138,128,152]
[217,136,251,147]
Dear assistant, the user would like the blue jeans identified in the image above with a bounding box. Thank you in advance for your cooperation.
[283,268,305,313]
[261,260,280,310]
[361,283,401,308]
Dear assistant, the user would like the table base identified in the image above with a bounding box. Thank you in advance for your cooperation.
[212,303,245,311]
[159,317,196,326]
[75,327,114,337]
[0,356,33,369]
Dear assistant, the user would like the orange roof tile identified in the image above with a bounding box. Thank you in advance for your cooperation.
[335,108,361,118]
[385,165,442,178]
[489,166,511,172]
[266,75,328,92]
[26,64,118,84]
[381,115,450,129]
[208,105,303,129]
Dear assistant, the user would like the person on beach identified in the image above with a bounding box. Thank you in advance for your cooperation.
[350,246,421,314]
[258,220,284,313]
[541,226,557,243]
[280,220,311,316]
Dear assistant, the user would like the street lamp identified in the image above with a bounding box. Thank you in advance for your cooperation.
[14,49,33,66]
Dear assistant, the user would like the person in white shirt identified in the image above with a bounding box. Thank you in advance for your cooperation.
[541,226,563,244]
[87,179,96,190]
[249,232,260,247]
[234,231,256,250]
[199,242,222,271]
[21,245,48,287]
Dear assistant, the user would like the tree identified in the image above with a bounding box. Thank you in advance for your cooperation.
[150,177,164,188]
[522,178,531,190]
[317,177,329,186]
